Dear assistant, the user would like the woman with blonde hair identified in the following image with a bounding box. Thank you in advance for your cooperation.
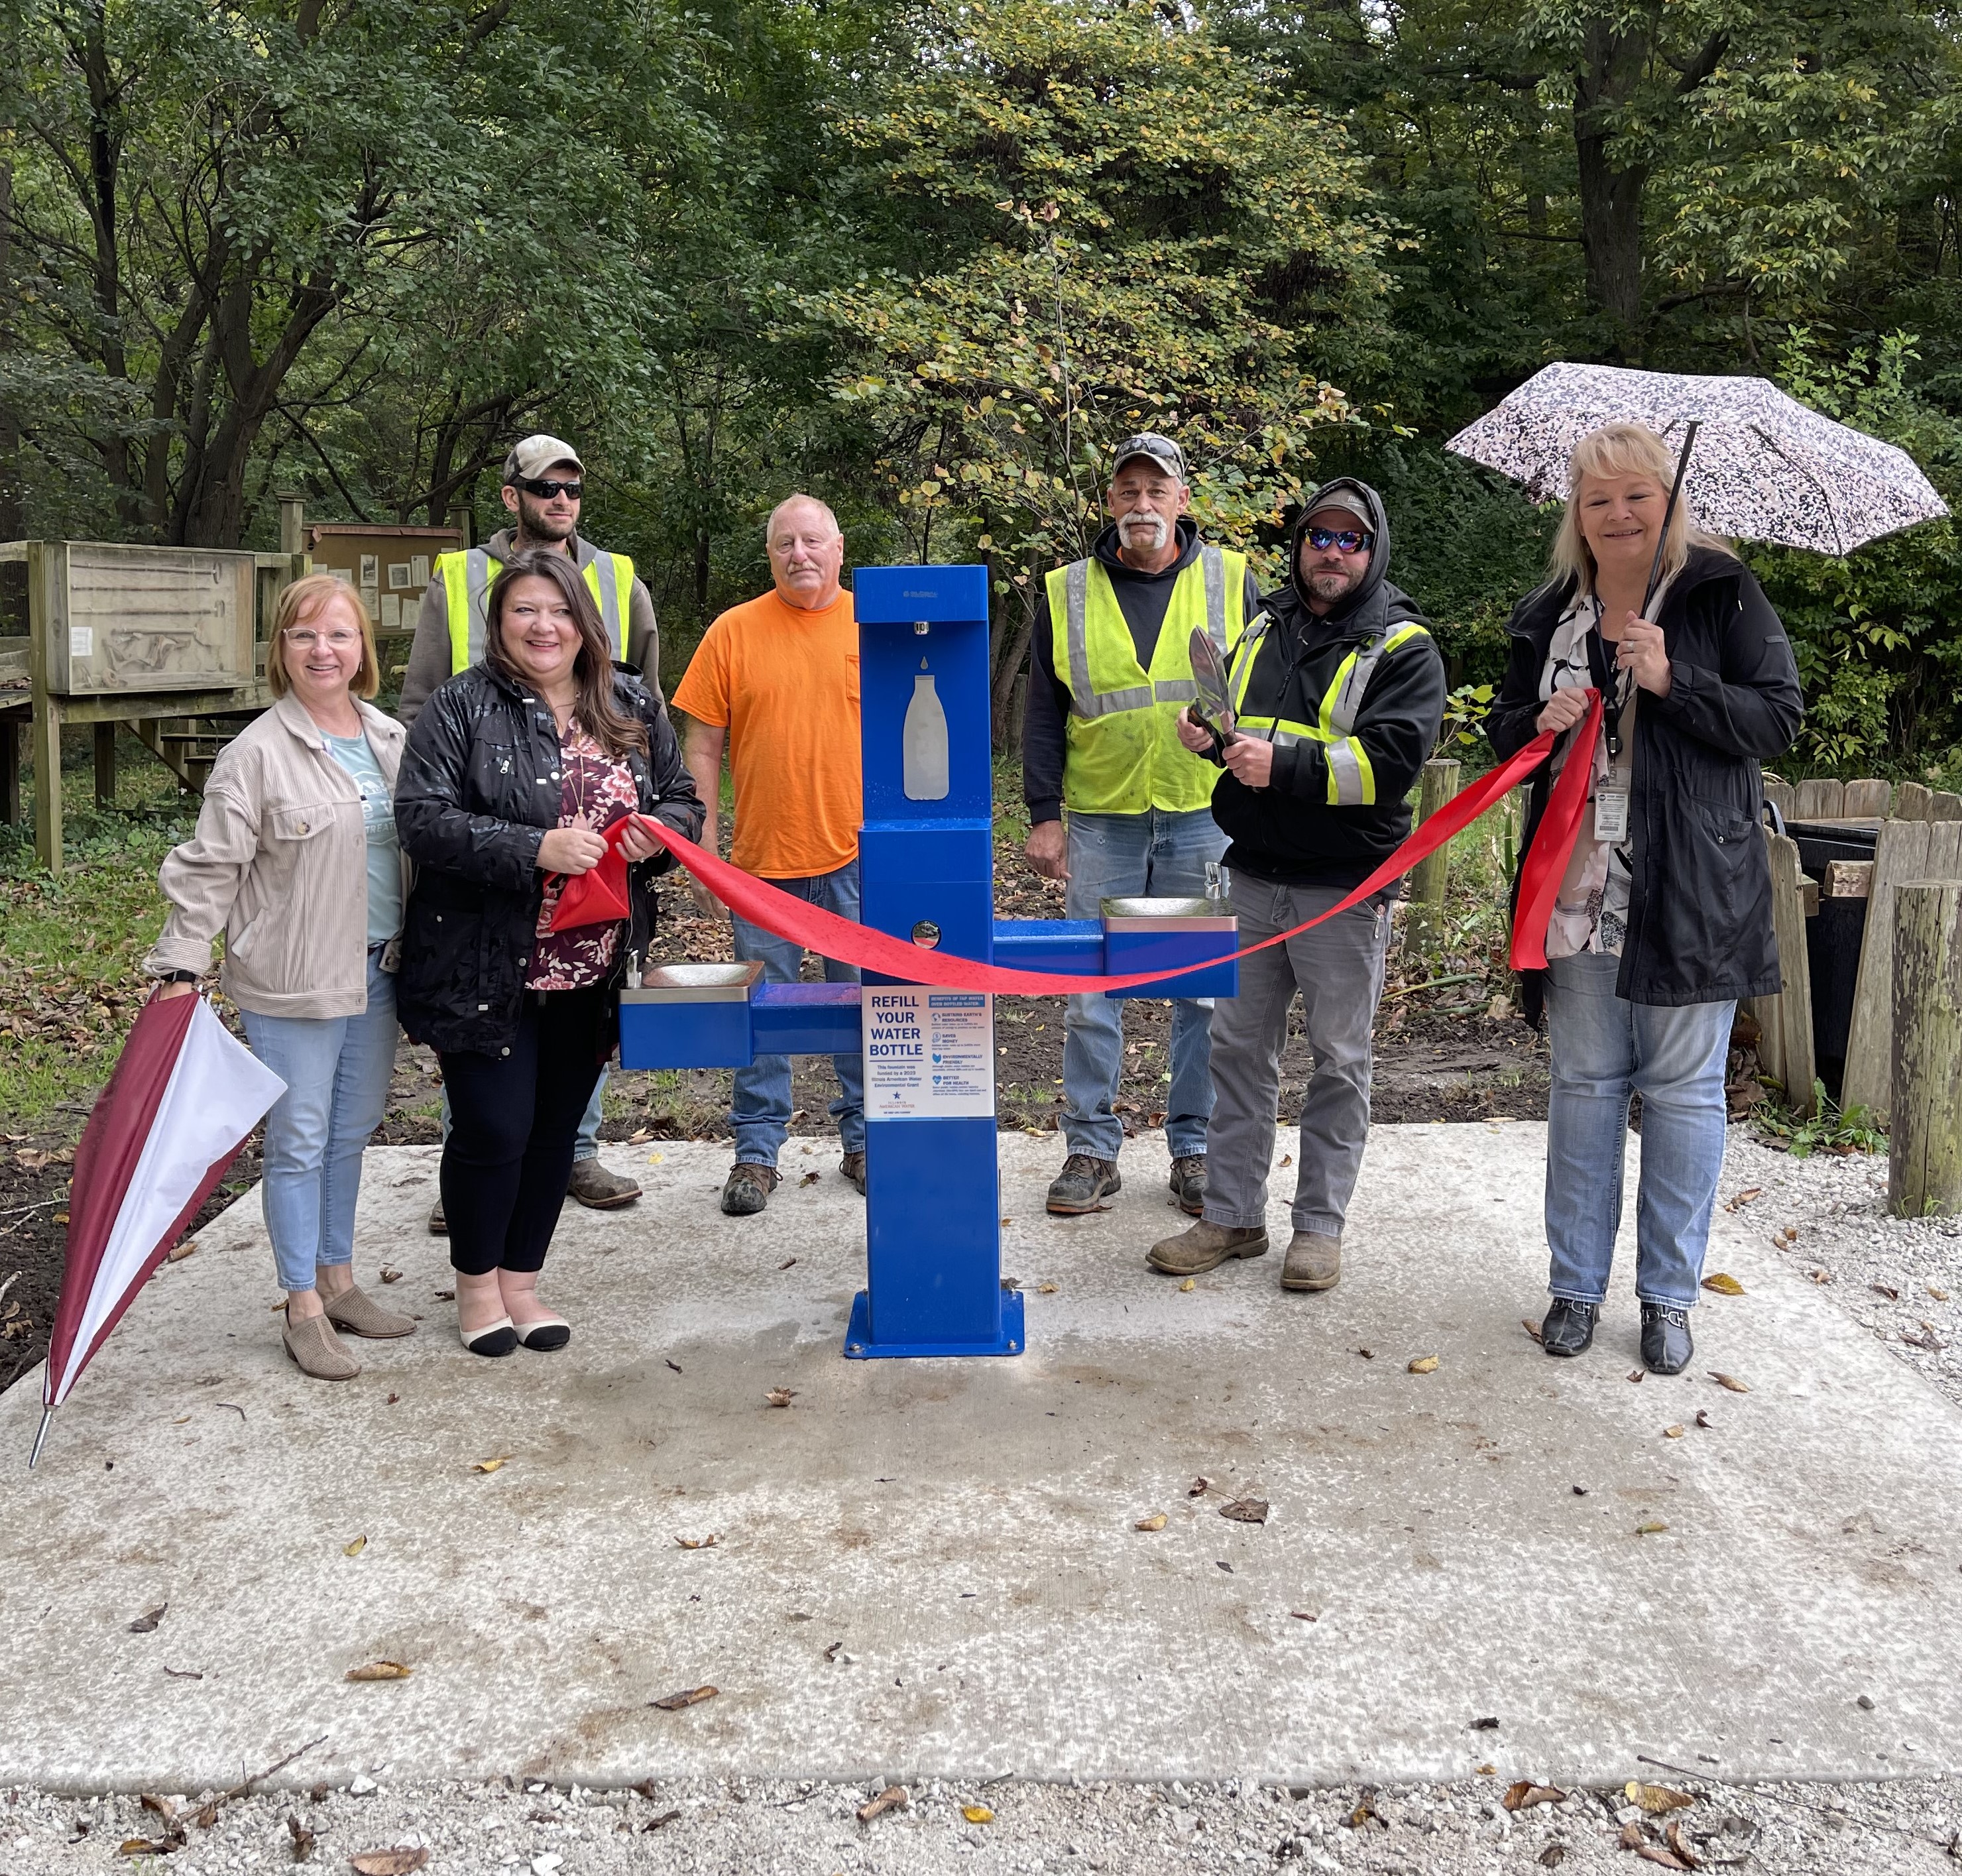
[146,573,414,1380]
[1485,422,1802,1374]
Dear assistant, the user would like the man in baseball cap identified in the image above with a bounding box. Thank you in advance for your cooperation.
[1021,432,1263,1221]
[399,433,661,1224]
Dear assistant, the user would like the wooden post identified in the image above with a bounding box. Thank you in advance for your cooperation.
[278,492,306,556]
[1407,758,1462,943]
[1743,829,1816,1115]
[26,540,61,873]
[1,717,19,825]
[1842,778,1891,819]
[1894,782,1934,822]
[93,721,115,807]
[1795,778,1843,819]
[1889,880,1962,1217]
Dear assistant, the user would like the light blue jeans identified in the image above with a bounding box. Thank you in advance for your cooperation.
[241,951,400,1293]
[1544,949,1735,1309]
[1063,807,1228,1162]
[730,860,866,1166]
[440,1068,605,1159]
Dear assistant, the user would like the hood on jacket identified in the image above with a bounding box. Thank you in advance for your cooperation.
[1289,477,1391,625]
[482,526,605,573]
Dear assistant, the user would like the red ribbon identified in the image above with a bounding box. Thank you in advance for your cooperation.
[622,698,1597,995]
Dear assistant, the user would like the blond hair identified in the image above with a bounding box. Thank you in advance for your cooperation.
[1547,422,1732,599]
[265,574,380,701]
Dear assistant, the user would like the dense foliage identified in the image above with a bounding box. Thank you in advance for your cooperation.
[5,0,1961,777]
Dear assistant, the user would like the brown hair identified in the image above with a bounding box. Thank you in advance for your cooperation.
[483,549,647,760]
[265,574,379,701]
[1548,422,1733,599]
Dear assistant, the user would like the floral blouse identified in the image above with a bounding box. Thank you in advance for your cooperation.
[528,721,640,991]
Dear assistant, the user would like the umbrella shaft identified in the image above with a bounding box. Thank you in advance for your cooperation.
[1643,420,1702,614]
[27,1405,52,1470]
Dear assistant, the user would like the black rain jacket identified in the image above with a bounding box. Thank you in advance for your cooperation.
[1212,478,1447,888]
[1485,546,1804,1016]
[394,662,704,1056]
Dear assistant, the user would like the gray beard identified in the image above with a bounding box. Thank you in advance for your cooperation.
[1119,515,1169,550]
[1306,570,1355,600]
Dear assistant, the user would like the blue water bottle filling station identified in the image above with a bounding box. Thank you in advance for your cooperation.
[616,565,1240,1360]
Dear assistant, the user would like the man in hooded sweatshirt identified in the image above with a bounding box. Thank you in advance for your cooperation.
[1023,434,1265,1220]
[1148,477,1446,1291]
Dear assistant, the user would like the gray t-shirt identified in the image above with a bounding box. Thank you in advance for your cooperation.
[325,733,403,947]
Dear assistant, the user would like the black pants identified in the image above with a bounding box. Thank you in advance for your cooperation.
[439,987,608,1277]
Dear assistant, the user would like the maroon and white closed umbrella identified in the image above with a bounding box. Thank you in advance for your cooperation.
[31,991,286,1468]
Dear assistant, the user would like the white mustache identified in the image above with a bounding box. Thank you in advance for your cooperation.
[1119,514,1168,545]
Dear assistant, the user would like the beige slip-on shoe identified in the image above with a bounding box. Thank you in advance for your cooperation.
[282,1311,361,1381]
[323,1283,418,1339]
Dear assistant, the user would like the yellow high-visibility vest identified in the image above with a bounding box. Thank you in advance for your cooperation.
[436,546,634,673]
[1046,546,1247,815]
[1228,612,1432,806]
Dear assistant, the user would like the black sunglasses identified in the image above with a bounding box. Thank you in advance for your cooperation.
[518,476,583,500]
[1306,525,1373,554]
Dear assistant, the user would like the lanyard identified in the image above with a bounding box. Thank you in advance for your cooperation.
[1584,620,1635,767]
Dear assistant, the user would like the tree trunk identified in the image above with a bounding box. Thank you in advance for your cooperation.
[1572,21,1649,351]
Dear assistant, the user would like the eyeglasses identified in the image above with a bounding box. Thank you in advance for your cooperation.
[518,477,583,500]
[1306,526,1374,554]
[284,628,362,650]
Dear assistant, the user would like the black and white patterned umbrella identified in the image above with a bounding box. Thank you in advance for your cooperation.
[1445,362,1947,554]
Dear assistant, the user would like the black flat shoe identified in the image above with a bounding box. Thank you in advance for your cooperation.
[459,1315,518,1358]
[1540,1297,1599,1357]
[512,1315,571,1352]
[1641,1303,1694,1376]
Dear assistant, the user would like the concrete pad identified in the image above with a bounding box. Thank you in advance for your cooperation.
[4,1124,1961,1792]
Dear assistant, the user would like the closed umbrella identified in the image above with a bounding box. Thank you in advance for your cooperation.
[30,991,286,1468]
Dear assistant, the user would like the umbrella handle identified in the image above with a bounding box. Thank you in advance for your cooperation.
[1642,420,1702,615]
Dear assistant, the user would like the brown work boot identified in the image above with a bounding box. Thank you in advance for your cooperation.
[721,1162,780,1216]
[1046,1153,1122,1216]
[427,1198,447,1236]
[840,1151,868,1196]
[1168,1154,1207,1216]
[1280,1231,1342,1292]
[282,1311,361,1381]
[1147,1218,1269,1276]
[567,1157,642,1210]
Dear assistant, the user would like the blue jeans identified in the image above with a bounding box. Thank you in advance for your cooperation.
[241,952,399,1294]
[1063,808,1228,1161]
[1544,950,1735,1309]
[730,860,866,1165]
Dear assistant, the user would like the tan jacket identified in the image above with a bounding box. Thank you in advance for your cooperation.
[146,695,410,1018]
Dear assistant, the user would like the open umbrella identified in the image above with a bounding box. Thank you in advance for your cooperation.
[1445,361,1947,557]
[30,991,286,1468]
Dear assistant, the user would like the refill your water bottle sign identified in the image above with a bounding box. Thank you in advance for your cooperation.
[862,988,994,1119]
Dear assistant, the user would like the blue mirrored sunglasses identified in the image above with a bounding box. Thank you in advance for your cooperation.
[1306,526,1374,554]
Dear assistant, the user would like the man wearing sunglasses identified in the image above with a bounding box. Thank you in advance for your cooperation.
[1021,432,1265,1221]
[1149,477,1445,1295]
[400,433,660,1226]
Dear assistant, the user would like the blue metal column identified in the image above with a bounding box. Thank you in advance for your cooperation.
[846,565,1021,1358]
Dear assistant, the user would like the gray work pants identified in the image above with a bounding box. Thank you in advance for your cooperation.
[1201,877,1390,1239]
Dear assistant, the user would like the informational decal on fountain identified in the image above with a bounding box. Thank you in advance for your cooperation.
[863,988,994,1120]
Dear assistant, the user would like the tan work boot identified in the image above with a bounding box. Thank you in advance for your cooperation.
[323,1283,417,1339]
[567,1157,642,1209]
[427,1198,447,1236]
[1147,1218,1269,1276]
[1280,1231,1342,1292]
[282,1311,361,1381]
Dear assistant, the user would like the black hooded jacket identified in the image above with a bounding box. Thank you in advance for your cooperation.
[1211,478,1448,888]
[1486,546,1803,1012]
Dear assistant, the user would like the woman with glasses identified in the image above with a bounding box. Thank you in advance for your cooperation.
[1487,424,1802,1375]
[146,574,414,1380]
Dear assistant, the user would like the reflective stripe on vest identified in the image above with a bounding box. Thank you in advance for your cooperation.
[1229,617,1430,807]
[1047,545,1247,815]
[439,548,634,673]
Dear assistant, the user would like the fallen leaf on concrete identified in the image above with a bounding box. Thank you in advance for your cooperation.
[1700,1273,1744,1296]
[1709,1372,1751,1393]
[665,1360,682,1374]
[1665,1820,1702,1867]
[1503,1781,1565,1811]
[118,1838,176,1856]
[432,1289,455,1302]
[469,1456,511,1473]
[799,1171,819,1186]
[378,1268,403,1285]
[1637,1521,1670,1535]
[129,1605,166,1633]
[1177,1277,1196,1292]
[1357,1347,1374,1360]
[1290,1610,1318,1621]
[167,1238,199,1263]
[1633,1847,1689,1870]
[141,1797,177,1822]
[856,1787,909,1822]
[1407,1354,1439,1374]
[823,1640,843,1662]
[1279,1154,1293,1167]
[642,1811,681,1832]
[1135,1513,1167,1531]
[1572,1485,1589,1495]
[1216,1560,1234,1572]
[1902,1322,1947,1351]
[1036,1282,1058,1294]
[1871,1283,1899,1301]
[345,1661,412,1681]
[285,1816,314,1863]
[1628,1368,1646,1383]
[1930,1286,1950,1301]
[1344,1796,1380,1829]
[961,1805,994,1825]
[1539,1847,1568,1867]
[1664,1425,1684,1439]
[1626,1781,1695,1813]
[1220,1497,1269,1523]
[1723,1188,1761,1211]
[1470,1716,1500,1730]
[384,1393,400,1406]
[778,1258,797,1271]
[1780,1226,1798,1243]
[349,1849,428,1876]
[1523,1319,1542,1342]
[1695,1409,1713,1428]
[650,1685,718,1710]
[1475,1765,1496,1776]
[674,1535,719,1550]
[1188,1477,1210,1496]
[161,1666,203,1680]
[1806,1269,1831,1284]
[344,1536,367,1557]
[764,1388,796,1407]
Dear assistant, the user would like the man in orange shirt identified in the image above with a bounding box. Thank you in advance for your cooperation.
[672,494,865,1216]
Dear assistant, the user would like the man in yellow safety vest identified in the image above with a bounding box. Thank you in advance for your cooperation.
[399,433,660,1226]
[1021,433,1263,1220]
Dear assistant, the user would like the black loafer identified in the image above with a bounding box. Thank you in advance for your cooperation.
[1540,1297,1599,1357]
[1641,1303,1694,1375]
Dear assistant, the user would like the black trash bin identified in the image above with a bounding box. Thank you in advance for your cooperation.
[1780,817,1880,1099]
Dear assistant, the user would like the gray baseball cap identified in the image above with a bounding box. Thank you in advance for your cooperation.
[503,434,585,486]
[1111,432,1186,483]
[1304,487,1373,531]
